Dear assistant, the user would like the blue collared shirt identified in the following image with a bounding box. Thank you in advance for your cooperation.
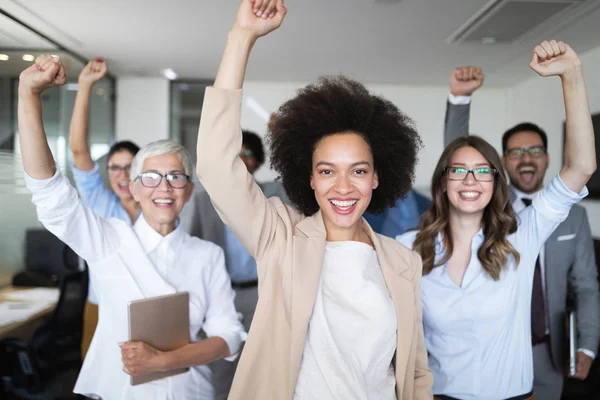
[72,163,134,224]
[224,225,257,283]
[396,175,587,400]
[71,163,137,303]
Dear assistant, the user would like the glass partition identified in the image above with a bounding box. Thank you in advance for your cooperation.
[0,12,115,280]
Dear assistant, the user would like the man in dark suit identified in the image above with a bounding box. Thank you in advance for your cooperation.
[444,66,600,400]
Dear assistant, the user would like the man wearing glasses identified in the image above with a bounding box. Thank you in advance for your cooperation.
[444,66,600,400]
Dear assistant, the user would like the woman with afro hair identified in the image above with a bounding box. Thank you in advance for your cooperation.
[195,1,432,399]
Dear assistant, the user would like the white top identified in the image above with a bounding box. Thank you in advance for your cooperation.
[293,241,397,400]
[396,175,587,400]
[25,167,246,400]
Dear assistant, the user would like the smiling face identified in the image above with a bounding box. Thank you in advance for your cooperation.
[130,153,193,234]
[107,150,135,200]
[503,131,549,194]
[310,133,379,235]
[445,146,495,216]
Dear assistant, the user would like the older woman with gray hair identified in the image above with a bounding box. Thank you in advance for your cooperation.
[17,54,245,400]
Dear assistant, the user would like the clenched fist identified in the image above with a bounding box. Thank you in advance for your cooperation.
[79,58,108,87]
[450,66,484,97]
[234,0,287,39]
[529,40,582,78]
[19,54,67,95]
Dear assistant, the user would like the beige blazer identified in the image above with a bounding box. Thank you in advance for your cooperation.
[196,87,432,400]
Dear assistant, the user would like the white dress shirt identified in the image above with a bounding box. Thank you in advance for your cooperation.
[397,175,587,400]
[25,167,246,400]
[512,186,595,359]
[294,241,397,400]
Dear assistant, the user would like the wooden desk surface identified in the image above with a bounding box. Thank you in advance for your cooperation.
[0,286,58,341]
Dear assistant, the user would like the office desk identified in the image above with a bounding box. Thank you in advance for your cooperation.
[0,286,58,341]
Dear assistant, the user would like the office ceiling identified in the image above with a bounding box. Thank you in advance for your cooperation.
[2,0,600,85]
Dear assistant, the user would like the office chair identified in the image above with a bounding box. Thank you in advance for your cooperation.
[0,270,87,399]
[12,229,80,288]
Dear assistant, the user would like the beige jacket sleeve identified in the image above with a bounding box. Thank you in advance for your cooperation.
[196,87,286,268]
[412,252,434,399]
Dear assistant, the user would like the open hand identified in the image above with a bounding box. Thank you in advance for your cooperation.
[120,341,165,376]
[529,40,582,78]
[78,58,108,87]
[234,0,287,39]
[450,66,484,96]
[19,54,67,95]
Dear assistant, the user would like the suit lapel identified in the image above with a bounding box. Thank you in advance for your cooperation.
[367,224,415,386]
[289,212,326,391]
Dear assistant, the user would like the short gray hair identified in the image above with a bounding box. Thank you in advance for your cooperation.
[129,139,193,181]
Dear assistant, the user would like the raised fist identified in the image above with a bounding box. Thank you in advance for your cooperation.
[529,40,582,78]
[234,0,287,39]
[450,66,484,97]
[79,58,108,86]
[19,54,67,94]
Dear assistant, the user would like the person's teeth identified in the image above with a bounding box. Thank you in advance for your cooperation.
[330,199,357,207]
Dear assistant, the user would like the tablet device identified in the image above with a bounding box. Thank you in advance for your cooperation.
[128,292,190,386]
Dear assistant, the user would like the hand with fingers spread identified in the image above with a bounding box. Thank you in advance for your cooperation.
[235,0,287,39]
[120,341,166,377]
[450,66,484,97]
[78,58,108,88]
[529,40,582,78]
[19,54,67,95]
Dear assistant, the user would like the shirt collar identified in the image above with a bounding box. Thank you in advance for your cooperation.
[510,185,538,201]
[133,214,183,254]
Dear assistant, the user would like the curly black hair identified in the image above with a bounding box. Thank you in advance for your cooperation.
[267,76,422,216]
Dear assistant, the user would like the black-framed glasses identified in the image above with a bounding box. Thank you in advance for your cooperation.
[107,164,131,174]
[135,172,190,188]
[505,146,546,160]
[445,166,497,182]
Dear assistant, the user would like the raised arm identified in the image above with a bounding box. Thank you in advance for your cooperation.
[529,40,596,192]
[443,66,484,147]
[19,55,117,263]
[19,55,66,179]
[69,59,108,171]
[196,0,288,261]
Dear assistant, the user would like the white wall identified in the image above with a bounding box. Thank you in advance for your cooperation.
[114,59,600,237]
[507,45,600,236]
[241,81,508,188]
[116,77,170,146]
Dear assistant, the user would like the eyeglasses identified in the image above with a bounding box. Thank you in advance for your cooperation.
[445,166,497,182]
[135,172,190,188]
[107,164,131,174]
[505,146,546,160]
